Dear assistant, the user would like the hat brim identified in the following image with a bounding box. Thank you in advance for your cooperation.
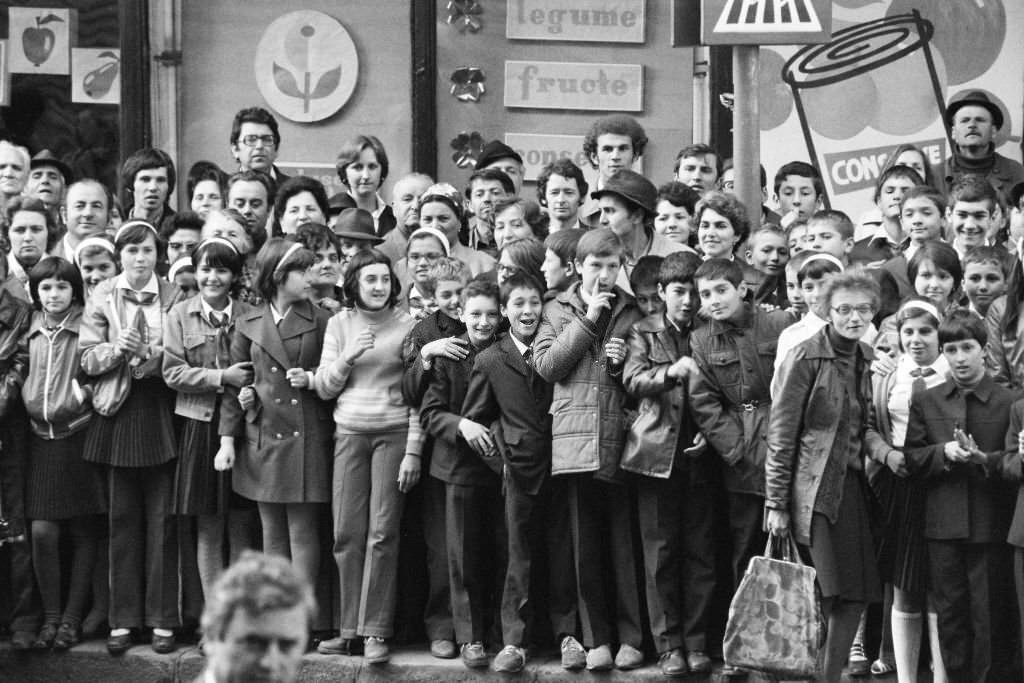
[30,158,73,185]
[333,231,385,244]
[947,99,1004,130]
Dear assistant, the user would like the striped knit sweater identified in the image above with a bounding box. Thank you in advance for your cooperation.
[315,305,423,454]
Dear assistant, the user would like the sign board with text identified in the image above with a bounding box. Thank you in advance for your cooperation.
[504,60,643,111]
[506,0,646,42]
[504,133,643,183]
[701,0,831,45]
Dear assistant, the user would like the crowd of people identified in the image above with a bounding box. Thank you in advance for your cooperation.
[1,91,1024,683]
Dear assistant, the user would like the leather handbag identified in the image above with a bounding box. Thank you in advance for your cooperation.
[723,534,825,680]
[91,362,131,417]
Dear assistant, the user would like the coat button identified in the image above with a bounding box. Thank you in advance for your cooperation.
[293,431,300,437]
[275,433,283,439]
[275,398,282,404]
[271,366,278,372]
[290,398,298,405]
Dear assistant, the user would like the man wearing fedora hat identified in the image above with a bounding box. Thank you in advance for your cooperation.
[475,140,524,196]
[26,149,72,211]
[333,207,385,274]
[591,169,694,294]
[944,90,1024,195]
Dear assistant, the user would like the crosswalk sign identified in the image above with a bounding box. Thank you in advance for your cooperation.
[701,0,831,45]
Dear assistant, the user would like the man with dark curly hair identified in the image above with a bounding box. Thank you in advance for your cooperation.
[579,115,648,227]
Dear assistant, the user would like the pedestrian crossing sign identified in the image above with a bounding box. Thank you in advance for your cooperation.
[701,0,831,45]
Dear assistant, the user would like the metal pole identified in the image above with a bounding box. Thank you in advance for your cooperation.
[732,45,761,230]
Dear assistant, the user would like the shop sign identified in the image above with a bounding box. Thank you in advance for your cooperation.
[504,133,643,183]
[701,0,830,45]
[9,7,75,75]
[504,60,642,111]
[506,0,645,43]
[253,11,358,123]
[823,138,945,196]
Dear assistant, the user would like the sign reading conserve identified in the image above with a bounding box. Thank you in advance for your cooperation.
[506,0,645,43]
[504,61,642,111]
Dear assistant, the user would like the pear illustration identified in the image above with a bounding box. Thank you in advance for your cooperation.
[83,51,120,99]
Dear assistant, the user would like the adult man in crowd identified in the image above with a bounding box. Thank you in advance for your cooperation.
[0,140,29,213]
[230,107,290,186]
[943,90,1024,194]
[25,150,71,211]
[475,140,524,196]
[198,551,316,683]
[52,179,111,260]
[580,115,648,226]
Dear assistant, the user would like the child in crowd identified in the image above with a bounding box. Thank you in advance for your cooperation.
[541,229,583,299]
[849,165,923,269]
[689,259,793,681]
[948,175,998,259]
[774,161,824,225]
[962,245,1009,318]
[400,256,470,659]
[623,251,715,677]
[533,228,644,671]
[462,271,579,673]
[783,251,809,317]
[905,309,1019,682]
[291,222,344,311]
[654,181,700,249]
[80,220,187,654]
[315,250,422,664]
[163,239,256,609]
[629,255,665,318]
[420,278,504,669]
[333,207,385,277]
[167,257,197,297]
[786,220,808,255]
[744,223,790,308]
[879,185,947,300]
[17,258,105,649]
[215,238,333,593]
[74,235,118,297]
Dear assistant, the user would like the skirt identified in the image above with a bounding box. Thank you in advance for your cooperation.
[173,413,255,515]
[25,430,107,520]
[871,466,929,593]
[83,376,177,468]
[806,471,882,603]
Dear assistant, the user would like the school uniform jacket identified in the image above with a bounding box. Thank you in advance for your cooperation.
[219,300,333,504]
[420,335,499,487]
[462,333,553,495]
[163,296,254,422]
[904,375,1017,543]
[532,281,642,482]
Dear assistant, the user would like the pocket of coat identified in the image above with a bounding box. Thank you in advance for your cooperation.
[710,350,743,387]
[183,333,208,350]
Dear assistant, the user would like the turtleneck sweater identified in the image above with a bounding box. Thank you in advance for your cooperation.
[316,305,422,453]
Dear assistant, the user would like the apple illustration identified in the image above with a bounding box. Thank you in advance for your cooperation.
[22,13,64,67]
[83,52,120,99]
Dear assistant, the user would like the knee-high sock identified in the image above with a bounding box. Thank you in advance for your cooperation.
[927,610,948,683]
[891,609,921,683]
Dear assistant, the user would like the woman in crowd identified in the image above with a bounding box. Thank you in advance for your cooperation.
[694,191,749,260]
[333,135,396,236]
[187,161,228,220]
[273,176,330,237]
[315,249,422,663]
[766,269,882,683]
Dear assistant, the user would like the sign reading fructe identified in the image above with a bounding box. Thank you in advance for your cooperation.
[506,0,646,42]
[504,60,643,111]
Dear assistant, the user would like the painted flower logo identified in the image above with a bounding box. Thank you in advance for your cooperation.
[450,131,485,168]
[276,24,342,115]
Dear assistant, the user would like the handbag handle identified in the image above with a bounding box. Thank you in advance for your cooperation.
[764,532,806,567]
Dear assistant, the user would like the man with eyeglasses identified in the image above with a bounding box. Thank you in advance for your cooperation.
[230,107,290,184]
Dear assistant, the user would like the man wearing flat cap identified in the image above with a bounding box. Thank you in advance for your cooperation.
[592,169,693,294]
[475,140,524,196]
[943,90,1024,194]
[26,149,72,210]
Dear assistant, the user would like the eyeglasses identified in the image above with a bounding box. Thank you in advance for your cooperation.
[239,135,276,148]
[497,264,520,276]
[831,304,876,317]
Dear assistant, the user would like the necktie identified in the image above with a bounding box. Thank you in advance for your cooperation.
[523,347,533,370]
[210,311,228,328]
[122,289,157,306]
[909,366,936,397]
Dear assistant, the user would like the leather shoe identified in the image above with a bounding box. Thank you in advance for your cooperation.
[586,644,613,671]
[460,641,489,668]
[687,650,712,673]
[560,635,586,670]
[106,631,132,655]
[151,631,176,654]
[430,638,457,659]
[659,648,688,677]
[615,643,644,670]
[317,636,353,655]
[493,645,526,673]
[364,637,389,664]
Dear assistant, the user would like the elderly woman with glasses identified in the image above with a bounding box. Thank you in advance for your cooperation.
[765,269,883,683]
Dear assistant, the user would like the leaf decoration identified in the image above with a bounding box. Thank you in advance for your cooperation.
[311,66,341,99]
[98,51,119,61]
[273,62,303,99]
[38,14,65,25]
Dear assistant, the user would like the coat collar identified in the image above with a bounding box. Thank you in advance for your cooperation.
[497,332,532,377]
[800,324,875,362]
[942,372,996,402]
[28,305,83,337]
[0,285,28,329]
[251,299,317,369]
[557,280,633,317]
